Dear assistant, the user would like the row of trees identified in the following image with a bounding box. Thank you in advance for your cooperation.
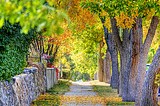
[80,0,160,106]
[51,2,160,105]
[0,1,159,105]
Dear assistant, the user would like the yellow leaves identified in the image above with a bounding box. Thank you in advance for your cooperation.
[5,1,16,14]
[114,10,138,29]
[104,17,111,29]
[106,97,122,102]
[46,0,55,6]
[60,95,107,105]
[146,8,155,20]
[0,16,4,28]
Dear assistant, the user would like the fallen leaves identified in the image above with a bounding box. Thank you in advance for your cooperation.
[59,95,107,105]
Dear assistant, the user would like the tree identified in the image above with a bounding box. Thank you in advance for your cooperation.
[99,39,104,82]
[110,18,131,95]
[122,17,142,101]
[141,46,160,106]
[103,26,119,89]
[80,2,120,88]
[135,16,159,106]
[80,0,160,103]
[104,49,111,83]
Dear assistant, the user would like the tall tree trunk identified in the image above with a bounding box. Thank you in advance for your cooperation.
[109,36,119,89]
[141,46,160,106]
[119,49,129,96]
[103,56,106,82]
[104,49,111,83]
[99,39,104,82]
[102,18,119,88]
[135,16,159,106]
[111,18,130,96]
[122,17,142,101]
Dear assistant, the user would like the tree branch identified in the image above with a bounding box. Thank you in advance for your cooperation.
[143,16,159,53]
[110,17,122,50]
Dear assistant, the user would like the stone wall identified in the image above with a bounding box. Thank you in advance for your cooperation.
[0,63,46,106]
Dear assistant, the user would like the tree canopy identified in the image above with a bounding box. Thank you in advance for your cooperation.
[0,0,68,35]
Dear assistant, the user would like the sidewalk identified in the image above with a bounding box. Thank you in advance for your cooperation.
[60,81,106,106]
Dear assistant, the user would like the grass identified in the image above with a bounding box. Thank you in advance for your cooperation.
[106,101,135,106]
[90,80,135,106]
[31,95,60,106]
[46,80,71,95]
[31,79,71,106]
[93,85,119,98]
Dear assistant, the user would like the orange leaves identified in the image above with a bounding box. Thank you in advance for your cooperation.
[68,0,97,30]
[48,23,71,45]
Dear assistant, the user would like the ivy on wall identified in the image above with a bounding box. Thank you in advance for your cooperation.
[0,21,38,82]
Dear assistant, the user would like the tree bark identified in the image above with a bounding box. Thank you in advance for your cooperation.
[99,39,104,82]
[109,35,119,89]
[101,18,119,88]
[122,17,143,101]
[104,49,111,83]
[111,18,131,96]
[135,16,159,106]
[119,48,129,96]
[141,46,160,106]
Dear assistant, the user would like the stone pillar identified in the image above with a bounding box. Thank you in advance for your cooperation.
[46,68,57,90]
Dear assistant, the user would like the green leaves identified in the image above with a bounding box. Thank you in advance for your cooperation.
[0,0,68,36]
[56,27,64,35]
[0,22,38,81]
[81,0,160,19]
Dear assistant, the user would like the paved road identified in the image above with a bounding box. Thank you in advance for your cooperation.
[60,81,106,106]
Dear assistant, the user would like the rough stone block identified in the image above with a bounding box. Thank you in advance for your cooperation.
[0,63,47,106]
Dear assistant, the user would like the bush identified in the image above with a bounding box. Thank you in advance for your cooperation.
[0,22,38,81]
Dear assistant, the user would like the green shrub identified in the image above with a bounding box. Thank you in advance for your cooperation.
[0,22,38,81]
